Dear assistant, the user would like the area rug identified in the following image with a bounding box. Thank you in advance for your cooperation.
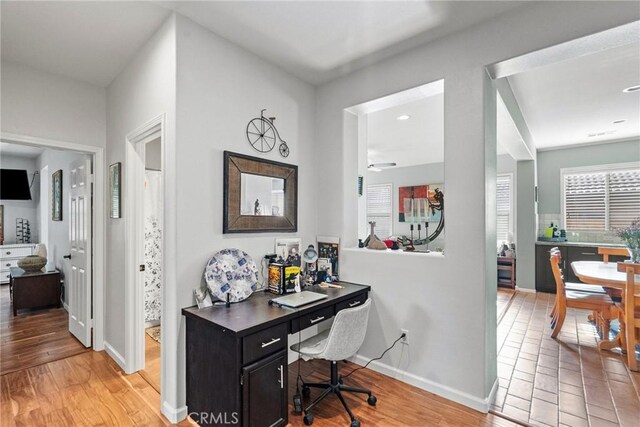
[145,325,161,343]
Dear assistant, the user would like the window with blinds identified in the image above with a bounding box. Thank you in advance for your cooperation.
[563,166,640,231]
[367,183,392,239]
[496,174,513,244]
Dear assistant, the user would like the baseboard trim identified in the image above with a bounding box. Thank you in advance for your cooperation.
[515,286,536,293]
[63,302,69,312]
[350,354,497,413]
[162,401,188,424]
[103,341,126,371]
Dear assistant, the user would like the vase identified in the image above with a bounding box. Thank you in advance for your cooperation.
[18,255,47,272]
[627,246,640,263]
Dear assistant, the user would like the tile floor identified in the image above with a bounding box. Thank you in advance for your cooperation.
[493,291,640,427]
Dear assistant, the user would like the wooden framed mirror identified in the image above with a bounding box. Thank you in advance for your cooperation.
[223,151,298,233]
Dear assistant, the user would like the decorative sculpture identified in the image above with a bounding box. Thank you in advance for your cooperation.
[366,221,388,250]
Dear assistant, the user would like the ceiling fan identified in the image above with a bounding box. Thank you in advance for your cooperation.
[368,162,397,172]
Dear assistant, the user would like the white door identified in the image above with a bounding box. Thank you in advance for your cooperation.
[68,157,93,347]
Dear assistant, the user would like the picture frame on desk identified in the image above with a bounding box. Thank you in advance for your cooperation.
[317,236,339,277]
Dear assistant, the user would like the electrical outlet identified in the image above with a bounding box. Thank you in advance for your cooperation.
[401,329,409,345]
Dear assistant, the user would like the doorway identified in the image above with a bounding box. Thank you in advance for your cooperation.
[139,137,163,392]
[0,133,106,374]
[123,116,165,397]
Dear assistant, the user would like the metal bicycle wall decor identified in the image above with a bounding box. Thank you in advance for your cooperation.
[246,109,290,157]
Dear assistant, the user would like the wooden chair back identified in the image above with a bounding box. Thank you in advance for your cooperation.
[549,248,566,303]
[617,262,640,371]
[599,247,629,263]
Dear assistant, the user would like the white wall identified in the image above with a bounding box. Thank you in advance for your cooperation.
[0,154,39,244]
[366,163,445,249]
[172,13,317,416]
[105,13,177,373]
[1,61,106,148]
[315,1,639,411]
[537,139,640,214]
[35,149,87,302]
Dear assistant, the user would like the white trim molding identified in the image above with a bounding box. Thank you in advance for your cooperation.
[351,354,498,413]
[104,341,126,371]
[162,402,189,424]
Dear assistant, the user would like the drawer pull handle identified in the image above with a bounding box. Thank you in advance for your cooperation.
[261,338,281,348]
[310,316,325,324]
[6,263,10,267]
[349,301,361,307]
[6,252,10,255]
[580,252,595,255]
[278,365,283,389]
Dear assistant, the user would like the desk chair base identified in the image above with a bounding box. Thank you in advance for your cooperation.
[301,360,376,426]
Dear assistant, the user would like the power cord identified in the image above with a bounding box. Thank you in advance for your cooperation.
[340,332,406,380]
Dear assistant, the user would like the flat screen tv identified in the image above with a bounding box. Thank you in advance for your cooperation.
[0,169,32,200]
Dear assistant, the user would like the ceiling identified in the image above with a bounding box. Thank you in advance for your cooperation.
[0,1,171,87]
[367,95,443,168]
[158,1,526,84]
[0,142,44,159]
[1,1,527,87]
[507,41,640,150]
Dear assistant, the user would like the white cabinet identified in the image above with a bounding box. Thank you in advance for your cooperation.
[0,244,37,284]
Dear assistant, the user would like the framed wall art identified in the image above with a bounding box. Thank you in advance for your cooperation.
[52,170,63,221]
[110,162,122,219]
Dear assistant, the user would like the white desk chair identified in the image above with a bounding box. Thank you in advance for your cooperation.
[291,299,376,427]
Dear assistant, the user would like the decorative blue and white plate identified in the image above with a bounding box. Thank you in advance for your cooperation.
[204,248,259,303]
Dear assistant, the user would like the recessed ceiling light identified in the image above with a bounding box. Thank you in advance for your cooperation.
[613,119,626,124]
[396,115,411,121]
[623,85,640,93]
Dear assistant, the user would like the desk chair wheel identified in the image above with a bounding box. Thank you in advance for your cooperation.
[350,420,361,427]
[367,395,377,406]
[302,385,311,398]
[303,413,314,425]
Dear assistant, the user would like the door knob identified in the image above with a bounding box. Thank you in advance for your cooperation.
[63,254,72,259]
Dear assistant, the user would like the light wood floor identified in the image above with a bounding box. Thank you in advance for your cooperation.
[0,284,89,375]
[0,350,193,426]
[493,290,640,427]
[140,333,161,393]
[0,348,520,427]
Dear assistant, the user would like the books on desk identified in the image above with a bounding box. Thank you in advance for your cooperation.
[268,263,301,294]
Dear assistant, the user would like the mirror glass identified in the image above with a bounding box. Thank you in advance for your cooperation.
[240,173,285,216]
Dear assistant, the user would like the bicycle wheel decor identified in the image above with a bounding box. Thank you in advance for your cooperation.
[246,109,291,158]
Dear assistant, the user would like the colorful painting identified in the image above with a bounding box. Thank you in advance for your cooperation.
[399,184,444,223]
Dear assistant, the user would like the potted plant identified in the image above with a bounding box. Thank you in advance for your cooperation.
[614,218,640,263]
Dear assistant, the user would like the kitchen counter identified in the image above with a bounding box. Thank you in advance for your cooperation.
[535,241,625,248]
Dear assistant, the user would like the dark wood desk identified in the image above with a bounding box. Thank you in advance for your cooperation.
[9,267,61,316]
[182,282,371,427]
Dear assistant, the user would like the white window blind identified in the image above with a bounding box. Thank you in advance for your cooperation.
[367,183,392,239]
[609,170,640,229]
[563,167,640,231]
[496,174,513,244]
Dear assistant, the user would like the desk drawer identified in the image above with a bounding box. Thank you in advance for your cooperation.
[335,292,368,313]
[243,323,288,365]
[291,306,334,334]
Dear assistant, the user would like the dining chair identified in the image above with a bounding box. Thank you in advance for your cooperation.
[550,250,614,339]
[598,247,629,263]
[618,262,640,371]
[549,247,607,322]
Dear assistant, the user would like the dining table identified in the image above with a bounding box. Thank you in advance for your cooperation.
[572,261,639,351]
